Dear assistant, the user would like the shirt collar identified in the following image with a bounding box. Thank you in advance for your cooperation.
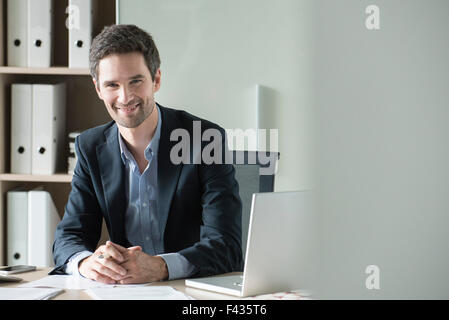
[118,104,162,164]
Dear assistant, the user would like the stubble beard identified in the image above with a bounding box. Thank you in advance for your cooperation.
[111,98,155,129]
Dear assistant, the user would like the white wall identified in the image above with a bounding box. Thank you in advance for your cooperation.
[118,0,315,192]
[119,0,449,298]
[312,0,449,299]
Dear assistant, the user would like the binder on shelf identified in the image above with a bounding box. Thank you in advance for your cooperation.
[7,189,29,265]
[11,84,33,174]
[27,189,60,267]
[7,0,28,67]
[31,83,66,175]
[68,0,93,68]
[28,0,53,67]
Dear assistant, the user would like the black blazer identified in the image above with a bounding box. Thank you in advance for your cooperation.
[52,104,243,277]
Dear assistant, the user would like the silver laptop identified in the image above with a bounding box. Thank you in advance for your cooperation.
[185,191,317,297]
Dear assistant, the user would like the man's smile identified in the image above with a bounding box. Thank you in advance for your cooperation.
[115,101,142,114]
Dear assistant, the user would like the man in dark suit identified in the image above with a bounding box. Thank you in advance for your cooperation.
[52,24,243,284]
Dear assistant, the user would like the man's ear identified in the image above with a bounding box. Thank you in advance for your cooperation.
[153,69,162,93]
[93,78,103,100]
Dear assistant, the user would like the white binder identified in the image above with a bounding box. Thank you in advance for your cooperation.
[31,83,66,175]
[7,189,28,265]
[7,0,28,66]
[28,0,53,67]
[11,84,33,174]
[28,190,60,267]
[68,0,93,68]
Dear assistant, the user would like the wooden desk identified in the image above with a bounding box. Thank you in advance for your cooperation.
[0,267,242,300]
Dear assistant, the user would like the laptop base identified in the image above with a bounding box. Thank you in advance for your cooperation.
[185,275,244,297]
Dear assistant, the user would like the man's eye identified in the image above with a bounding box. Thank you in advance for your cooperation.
[106,83,118,88]
[130,79,142,85]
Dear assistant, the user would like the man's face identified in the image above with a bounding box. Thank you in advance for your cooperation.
[94,52,161,129]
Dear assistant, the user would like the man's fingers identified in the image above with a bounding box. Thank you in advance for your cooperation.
[97,242,142,266]
[79,251,127,283]
[118,276,136,285]
[99,256,127,277]
[93,259,127,281]
[107,241,128,254]
[102,241,126,262]
[115,245,142,262]
[80,257,117,284]
[90,269,117,284]
[96,247,128,277]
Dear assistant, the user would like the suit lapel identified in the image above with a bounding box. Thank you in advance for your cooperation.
[96,124,127,245]
[158,106,182,239]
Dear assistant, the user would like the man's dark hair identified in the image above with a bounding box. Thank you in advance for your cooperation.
[89,24,161,82]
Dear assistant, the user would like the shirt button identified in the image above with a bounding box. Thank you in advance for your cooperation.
[146,236,150,241]
[142,202,147,207]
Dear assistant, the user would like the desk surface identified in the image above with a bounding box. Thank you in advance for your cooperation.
[0,267,243,300]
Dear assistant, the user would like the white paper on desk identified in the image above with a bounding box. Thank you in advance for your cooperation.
[19,275,148,290]
[0,287,63,300]
[85,286,194,300]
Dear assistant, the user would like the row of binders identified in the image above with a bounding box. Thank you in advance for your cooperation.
[7,0,94,68]
[11,83,66,175]
[7,187,60,267]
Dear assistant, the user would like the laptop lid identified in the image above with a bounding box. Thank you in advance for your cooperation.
[240,191,317,297]
[185,190,318,297]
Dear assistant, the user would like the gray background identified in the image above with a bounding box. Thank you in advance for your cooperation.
[119,0,449,298]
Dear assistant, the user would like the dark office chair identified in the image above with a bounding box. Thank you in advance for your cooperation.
[231,150,280,257]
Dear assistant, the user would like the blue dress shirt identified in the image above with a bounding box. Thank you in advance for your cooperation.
[66,105,196,280]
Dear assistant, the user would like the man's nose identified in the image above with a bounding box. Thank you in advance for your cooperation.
[117,85,133,105]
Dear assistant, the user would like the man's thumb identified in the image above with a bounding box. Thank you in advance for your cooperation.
[128,246,142,251]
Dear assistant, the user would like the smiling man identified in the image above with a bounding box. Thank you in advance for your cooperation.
[51,24,243,284]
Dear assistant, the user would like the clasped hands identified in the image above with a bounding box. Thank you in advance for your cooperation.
[78,241,169,284]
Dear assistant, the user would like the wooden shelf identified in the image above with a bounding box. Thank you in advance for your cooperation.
[0,66,90,75]
[0,173,73,183]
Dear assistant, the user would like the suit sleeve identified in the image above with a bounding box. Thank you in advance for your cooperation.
[51,136,103,274]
